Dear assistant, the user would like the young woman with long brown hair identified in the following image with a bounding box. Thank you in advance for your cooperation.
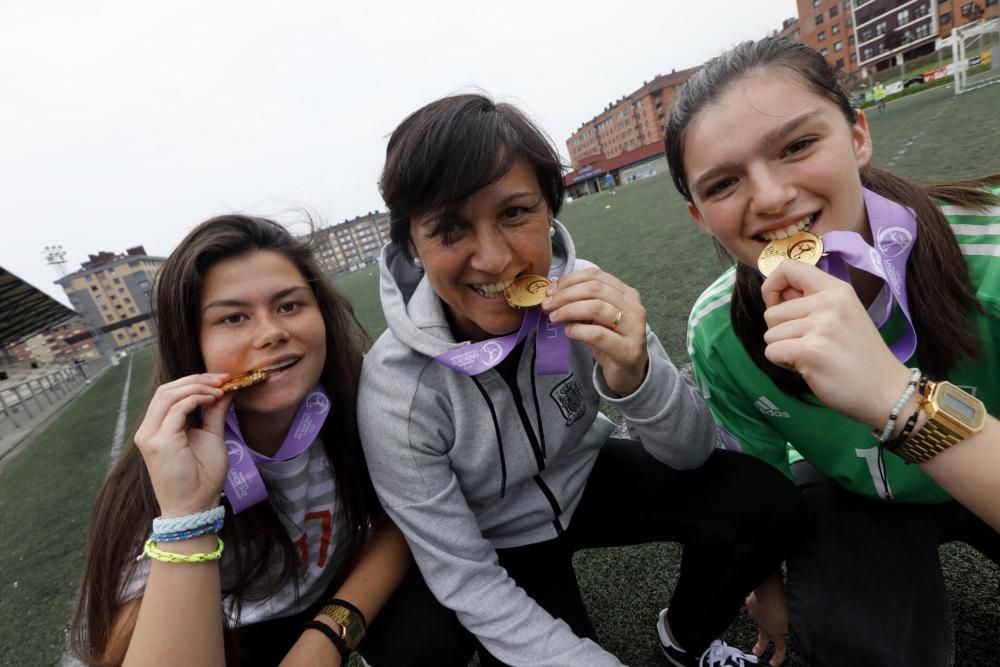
[671,37,1000,666]
[70,215,421,666]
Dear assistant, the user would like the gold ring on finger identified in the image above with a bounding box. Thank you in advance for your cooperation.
[611,308,623,328]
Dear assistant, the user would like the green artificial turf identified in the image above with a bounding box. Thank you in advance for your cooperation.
[6,82,999,666]
[0,346,156,665]
[339,83,1000,665]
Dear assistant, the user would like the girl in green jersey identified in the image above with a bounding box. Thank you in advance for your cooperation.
[666,37,1000,667]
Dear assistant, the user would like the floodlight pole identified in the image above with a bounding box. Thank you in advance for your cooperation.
[43,245,68,277]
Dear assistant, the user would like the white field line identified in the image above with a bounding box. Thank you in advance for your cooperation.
[108,354,134,466]
[60,354,135,666]
[885,96,954,168]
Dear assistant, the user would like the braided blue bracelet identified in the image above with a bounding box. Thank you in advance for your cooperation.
[152,505,225,535]
[152,518,225,543]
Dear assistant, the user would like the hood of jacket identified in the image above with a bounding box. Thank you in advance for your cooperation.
[378,219,578,359]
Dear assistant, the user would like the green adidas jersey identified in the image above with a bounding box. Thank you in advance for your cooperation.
[687,189,1000,503]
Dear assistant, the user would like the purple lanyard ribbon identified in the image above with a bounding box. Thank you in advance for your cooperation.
[433,305,569,376]
[222,383,331,513]
[817,188,918,362]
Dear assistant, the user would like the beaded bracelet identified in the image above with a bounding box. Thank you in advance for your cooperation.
[143,537,224,564]
[886,377,930,452]
[152,505,225,535]
[873,368,921,443]
[152,518,225,543]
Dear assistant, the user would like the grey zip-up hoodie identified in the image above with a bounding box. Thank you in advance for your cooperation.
[358,223,715,665]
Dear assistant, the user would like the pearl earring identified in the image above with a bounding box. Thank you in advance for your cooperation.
[549,226,555,237]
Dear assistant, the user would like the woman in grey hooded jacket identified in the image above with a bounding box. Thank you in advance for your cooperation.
[357,93,803,667]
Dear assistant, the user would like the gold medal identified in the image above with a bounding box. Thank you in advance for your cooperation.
[221,368,268,393]
[757,239,790,277]
[504,275,550,309]
[757,231,823,277]
[787,231,823,264]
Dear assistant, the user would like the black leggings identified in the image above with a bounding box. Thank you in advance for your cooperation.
[235,442,802,665]
[360,441,803,666]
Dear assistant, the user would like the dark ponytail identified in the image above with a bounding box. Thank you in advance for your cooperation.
[666,37,999,394]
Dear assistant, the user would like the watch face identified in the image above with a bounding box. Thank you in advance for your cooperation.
[942,391,977,421]
[937,383,986,430]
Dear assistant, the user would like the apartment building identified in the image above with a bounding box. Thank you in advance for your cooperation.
[313,211,391,276]
[776,16,803,41]
[566,68,697,169]
[21,317,100,364]
[795,0,997,77]
[851,0,938,72]
[56,246,163,351]
[798,0,860,73]
[937,0,1000,36]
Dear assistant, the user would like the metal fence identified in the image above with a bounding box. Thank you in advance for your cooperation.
[0,359,108,433]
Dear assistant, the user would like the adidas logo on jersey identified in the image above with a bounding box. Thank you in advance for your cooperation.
[754,396,790,418]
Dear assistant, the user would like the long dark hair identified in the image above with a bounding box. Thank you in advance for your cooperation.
[380,93,566,260]
[70,215,378,665]
[666,37,999,394]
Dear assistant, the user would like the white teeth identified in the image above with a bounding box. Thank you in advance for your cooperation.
[471,278,515,297]
[761,215,814,242]
[262,358,297,372]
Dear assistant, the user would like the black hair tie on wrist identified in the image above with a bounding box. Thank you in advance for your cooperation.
[301,620,350,662]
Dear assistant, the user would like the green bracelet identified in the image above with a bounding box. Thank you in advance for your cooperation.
[143,537,224,563]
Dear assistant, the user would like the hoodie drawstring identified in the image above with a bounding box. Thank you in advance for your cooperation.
[471,375,507,498]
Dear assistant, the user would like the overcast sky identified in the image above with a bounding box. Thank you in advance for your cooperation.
[2,0,795,305]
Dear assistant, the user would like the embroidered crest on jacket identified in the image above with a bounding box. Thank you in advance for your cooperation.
[550,375,585,426]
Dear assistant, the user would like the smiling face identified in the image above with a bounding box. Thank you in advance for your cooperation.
[199,250,326,422]
[410,158,553,342]
[682,68,873,267]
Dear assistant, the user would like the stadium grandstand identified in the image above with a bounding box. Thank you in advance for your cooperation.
[0,266,99,456]
[0,267,76,357]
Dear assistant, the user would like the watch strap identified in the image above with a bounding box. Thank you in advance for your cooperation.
[327,598,367,631]
[319,599,367,649]
[893,416,963,464]
[301,620,350,661]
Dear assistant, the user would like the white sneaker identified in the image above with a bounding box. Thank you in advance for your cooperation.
[697,639,759,667]
[657,608,759,667]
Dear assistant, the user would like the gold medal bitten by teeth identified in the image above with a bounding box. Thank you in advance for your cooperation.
[504,275,551,309]
[757,231,823,277]
[221,368,268,393]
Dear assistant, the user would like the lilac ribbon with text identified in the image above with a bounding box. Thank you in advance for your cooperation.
[818,188,918,362]
[434,307,569,376]
[222,383,330,513]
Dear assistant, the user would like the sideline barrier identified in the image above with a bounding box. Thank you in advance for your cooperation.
[0,359,107,433]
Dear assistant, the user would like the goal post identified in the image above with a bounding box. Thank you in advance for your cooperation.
[943,17,1000,95]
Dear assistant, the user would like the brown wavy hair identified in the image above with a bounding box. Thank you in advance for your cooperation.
[665,37,999,394]
[69,214,378,665]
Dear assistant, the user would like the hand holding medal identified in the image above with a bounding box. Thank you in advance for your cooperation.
[760,260,912,429]
[541,266,649,397]
[133,373,234,518]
